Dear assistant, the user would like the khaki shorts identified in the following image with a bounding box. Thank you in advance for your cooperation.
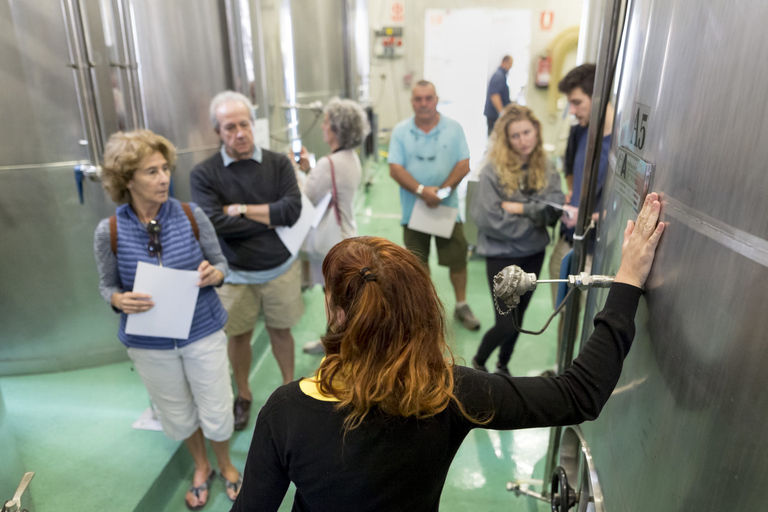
[127,329,234,442]
[403,223,468,270]
[216,260,304,334]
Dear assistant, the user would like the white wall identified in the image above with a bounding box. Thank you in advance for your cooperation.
[369,0,585,153]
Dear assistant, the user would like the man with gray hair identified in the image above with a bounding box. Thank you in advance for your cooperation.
[190,91,302,431]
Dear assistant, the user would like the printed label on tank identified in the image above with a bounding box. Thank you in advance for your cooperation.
[614,146,654,212]
[629,102,651,155]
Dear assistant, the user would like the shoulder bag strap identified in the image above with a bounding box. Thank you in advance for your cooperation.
[109,215,118,255]
[181,202,200,240]
[327,156,342,226]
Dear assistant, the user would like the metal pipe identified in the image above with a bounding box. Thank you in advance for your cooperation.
[544,0,628,492]
[113,0,142,129]
[61,0,103,164]
[224,0,250,97]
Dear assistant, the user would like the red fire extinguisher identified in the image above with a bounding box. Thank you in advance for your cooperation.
[535,55,552,89]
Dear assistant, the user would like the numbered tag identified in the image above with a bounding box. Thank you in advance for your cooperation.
[629,102,651,154]
[614,146,654,212]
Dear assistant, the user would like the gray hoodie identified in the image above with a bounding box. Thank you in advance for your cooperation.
[471,160,564,258]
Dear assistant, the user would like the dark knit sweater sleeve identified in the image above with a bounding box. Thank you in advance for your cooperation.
[267,153,302,227]
[456,283,642,431]
[231,388,292,512]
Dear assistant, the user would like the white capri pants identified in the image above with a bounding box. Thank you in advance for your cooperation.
[127,329,234,442]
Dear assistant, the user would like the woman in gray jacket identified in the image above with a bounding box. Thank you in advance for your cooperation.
[470,105,564,375]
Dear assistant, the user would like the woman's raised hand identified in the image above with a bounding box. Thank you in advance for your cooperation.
[614,192,665,289]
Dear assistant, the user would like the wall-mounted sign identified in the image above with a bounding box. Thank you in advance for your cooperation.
[391,1,404,23]
[614,146,654,212]
[540,11,554,30]
[629,102,651,155]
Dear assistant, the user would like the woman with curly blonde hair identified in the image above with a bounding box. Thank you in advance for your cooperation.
[470,105,565,375]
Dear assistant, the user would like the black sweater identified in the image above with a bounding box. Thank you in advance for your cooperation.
[232,283,643,512]
[190,150,301,271]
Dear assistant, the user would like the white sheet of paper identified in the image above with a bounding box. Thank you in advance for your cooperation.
[311,192,333,228]
[125,262,200,339]
[276,193,316,255]
[252,118,270,150]
[407,200,459,239]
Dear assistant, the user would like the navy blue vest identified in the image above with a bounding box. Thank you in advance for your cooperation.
[115,198,228,349]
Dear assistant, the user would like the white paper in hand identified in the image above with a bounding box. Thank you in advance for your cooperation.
[276,193,316,256]
[311,192,333,228]
[407,199,459,239]
[125,262,200,339]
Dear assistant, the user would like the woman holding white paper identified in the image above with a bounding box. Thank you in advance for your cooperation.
[93,130,242,509]
[470,105,565,376]
[297,98,370,354]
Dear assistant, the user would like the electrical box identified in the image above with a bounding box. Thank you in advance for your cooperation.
[373,26,404,59]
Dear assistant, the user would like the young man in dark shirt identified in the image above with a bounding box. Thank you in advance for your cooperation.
[549,64,615,301]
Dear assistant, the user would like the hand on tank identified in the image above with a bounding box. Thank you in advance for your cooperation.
[113,291,154,314]
[421,186,441,208]
[197,260,224,287]
[614,192,666,289]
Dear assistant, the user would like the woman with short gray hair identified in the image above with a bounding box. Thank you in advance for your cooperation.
[298,98,370,354]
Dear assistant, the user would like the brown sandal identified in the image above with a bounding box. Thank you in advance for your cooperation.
[220,471,243,502]
[185,470,215,511]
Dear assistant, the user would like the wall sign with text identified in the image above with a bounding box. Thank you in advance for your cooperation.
[614,146,654,212]
[629,102,651,154]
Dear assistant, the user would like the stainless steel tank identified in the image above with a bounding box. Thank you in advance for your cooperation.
[0,0,233,375]
[251,0,370,157]
[575,0,768,509]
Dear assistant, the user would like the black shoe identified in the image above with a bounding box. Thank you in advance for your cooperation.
[494,363,512,378]
[233,396,251,431]
[471,356,488,373]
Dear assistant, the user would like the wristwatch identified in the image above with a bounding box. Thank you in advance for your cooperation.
[415,184,424,197]
[238,204,247,218]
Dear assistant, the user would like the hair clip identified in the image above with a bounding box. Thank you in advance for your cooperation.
[359,267,377,282]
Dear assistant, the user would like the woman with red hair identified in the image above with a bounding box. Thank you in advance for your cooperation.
[232,193,665,512]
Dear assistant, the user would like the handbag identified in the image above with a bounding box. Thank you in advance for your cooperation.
[302,156,343,261]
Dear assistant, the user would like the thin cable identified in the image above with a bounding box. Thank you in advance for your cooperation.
[390,58,402,120]
[269,109,324,144]
[512,288,576,335]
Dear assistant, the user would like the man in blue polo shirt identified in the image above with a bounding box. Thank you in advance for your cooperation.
[388,80,480,331]
[483,55,513,135]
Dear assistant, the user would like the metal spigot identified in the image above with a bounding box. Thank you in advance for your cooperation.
[74,164,102,204]
[2,472,34,512]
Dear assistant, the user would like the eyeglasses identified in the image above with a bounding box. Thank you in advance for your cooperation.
[147,219,162,261]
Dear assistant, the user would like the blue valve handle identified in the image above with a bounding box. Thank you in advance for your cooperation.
[74,165,85,204]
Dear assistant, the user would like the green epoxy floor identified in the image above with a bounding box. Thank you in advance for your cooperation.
[1,159,559,512]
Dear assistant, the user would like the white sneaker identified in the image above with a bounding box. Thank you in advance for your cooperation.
[302,339,325,355]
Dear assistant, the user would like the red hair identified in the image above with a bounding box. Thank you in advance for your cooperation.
[317,236,487,430]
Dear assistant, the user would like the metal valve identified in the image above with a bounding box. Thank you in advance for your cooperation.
[2,472,34,512]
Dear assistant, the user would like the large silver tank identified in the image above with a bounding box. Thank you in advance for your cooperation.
[253,0,370,156]
[575,0,768,509]
[0,0,232,375]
